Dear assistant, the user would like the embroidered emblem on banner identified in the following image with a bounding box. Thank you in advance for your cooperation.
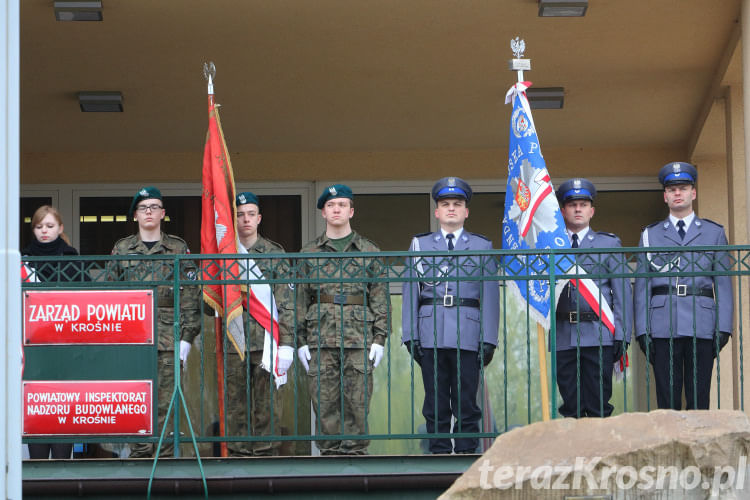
[512,107,534,139]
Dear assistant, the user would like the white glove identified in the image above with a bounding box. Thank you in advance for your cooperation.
[298,345,311,373]
[277,346,294,374]
[369,343,384,368]
[179,340,192,370]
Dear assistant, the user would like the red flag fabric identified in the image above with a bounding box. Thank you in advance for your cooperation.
[201,94,246,359]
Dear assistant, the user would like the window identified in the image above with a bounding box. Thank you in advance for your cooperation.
[353,194,430,251]
[78,194,302,255]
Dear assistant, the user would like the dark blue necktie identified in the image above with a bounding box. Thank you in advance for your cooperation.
[571,233,579,248]
[446,233,455,250]
[677,220,686,240]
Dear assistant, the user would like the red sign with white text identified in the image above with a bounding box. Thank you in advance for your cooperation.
[23,380,153,436]
[24,290,154,345]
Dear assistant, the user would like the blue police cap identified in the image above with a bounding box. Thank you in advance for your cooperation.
[658,162,697,186]
[129,186,162,217]
[556,178,596,203]
[317,184,354,209]
[431,177,472,202]
[235,191,259,207]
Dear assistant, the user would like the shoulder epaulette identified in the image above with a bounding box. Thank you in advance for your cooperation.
[471,233,491,242]
[700,218,724,228]
[356,233,381,250]
[414,232,432,238]
[112,235,137,252]
[164,233,188,245]
[263,237,286,252]
[644,221,661,230]
[596,231,617,238]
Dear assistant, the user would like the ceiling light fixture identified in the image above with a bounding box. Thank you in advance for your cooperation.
[54,1,103,22]
[526,87,565,109]
[538,0,588,17]
[78,91,123,112]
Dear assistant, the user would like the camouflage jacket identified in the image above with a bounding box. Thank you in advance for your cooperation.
[296,231,390,348]
[109,232,201,351]
[236,235,295,353]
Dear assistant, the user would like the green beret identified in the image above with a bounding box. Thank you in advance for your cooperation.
[129,186,162,217]
[236,191,259,207]
[317,184,353,209]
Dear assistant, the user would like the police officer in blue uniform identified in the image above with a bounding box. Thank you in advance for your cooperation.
[554,178,632,418]
[634,162,733,410]
[402,177,499,454]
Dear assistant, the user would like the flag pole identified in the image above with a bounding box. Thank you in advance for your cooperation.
[214,314,228,457]
[203,61,229,456]
[536,323,551,421]
[509,39,551,421]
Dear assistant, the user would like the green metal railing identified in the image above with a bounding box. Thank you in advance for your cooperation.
[21,245,747,463]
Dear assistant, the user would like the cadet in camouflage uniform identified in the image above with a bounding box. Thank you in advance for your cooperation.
[296,184,389,455]
[225,192,295,456]
[110,187,201,458]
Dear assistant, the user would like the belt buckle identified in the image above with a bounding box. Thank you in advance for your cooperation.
[676,285,687,297]
[443,295,454,307]
[569,312,578,324]
[333,294,347,305]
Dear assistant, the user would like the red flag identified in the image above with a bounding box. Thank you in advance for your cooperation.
[201,93,246,359]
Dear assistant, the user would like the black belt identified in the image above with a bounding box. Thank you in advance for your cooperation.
[651,285,714,298]
[419,297,480,308]
[319,294,364,305]
[556,311,599,323]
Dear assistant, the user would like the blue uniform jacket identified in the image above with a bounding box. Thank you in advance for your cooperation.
[634,217,733,339]
[555,230,633,351]
[402,230,500,351]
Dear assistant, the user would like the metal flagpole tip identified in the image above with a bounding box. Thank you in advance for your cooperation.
[511,37,526,59]
[203,61,216,95]
[508,37,531,82]
[202,61,216,82]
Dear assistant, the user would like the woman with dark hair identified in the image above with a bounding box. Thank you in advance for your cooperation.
[22,205,79,459]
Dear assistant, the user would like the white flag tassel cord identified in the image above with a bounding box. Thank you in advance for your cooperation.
[238,246,286,388]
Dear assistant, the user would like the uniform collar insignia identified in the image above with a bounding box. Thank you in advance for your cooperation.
[663,221,670,228]
[695,220,701,226]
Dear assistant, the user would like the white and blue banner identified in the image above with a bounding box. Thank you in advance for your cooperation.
[502,82,570,328]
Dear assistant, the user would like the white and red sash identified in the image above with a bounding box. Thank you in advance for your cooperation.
[238,243,286,388]
[564,264,628,378]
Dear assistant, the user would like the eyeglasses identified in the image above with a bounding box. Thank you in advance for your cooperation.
[135,204,163,213]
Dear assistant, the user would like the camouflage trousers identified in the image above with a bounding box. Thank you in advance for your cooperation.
[307,348,374,455]
[130,351,176,458]
[225,351,284,456]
